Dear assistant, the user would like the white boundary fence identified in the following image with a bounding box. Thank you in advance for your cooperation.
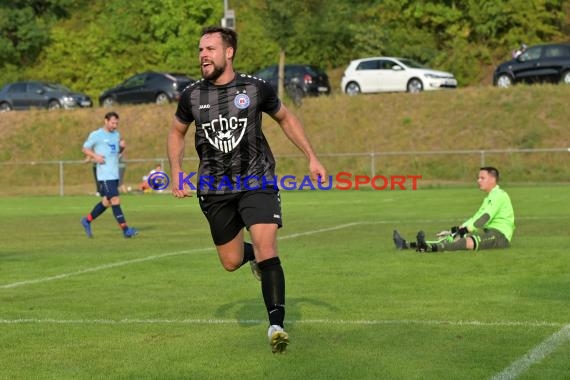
[1,148,568,196]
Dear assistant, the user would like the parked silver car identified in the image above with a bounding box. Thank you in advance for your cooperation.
[341,57,457,95]
[0,81,92,111]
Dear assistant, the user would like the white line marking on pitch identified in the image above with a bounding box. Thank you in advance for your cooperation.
[490,324,570,380]
[0,222,363,290]
[0,318,566,329]
[0,248,214,289]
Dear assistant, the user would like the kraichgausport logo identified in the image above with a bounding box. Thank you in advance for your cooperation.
[147,172,422,191]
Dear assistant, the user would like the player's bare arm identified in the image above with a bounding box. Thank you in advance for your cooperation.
[271,104,327,183]
[167,118,192,198]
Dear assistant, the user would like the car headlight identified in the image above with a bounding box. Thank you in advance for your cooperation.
[62,96,74,102]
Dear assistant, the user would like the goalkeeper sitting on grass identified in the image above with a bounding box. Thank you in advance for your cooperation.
[393,166,515,252]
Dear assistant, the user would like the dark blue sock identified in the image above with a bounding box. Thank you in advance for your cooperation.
[241,242,255,266]
[88,202,107,221]
[111,205,127,229]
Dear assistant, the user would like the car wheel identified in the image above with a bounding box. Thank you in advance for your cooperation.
[48,100,61,110]
[155,92,170,104]
[496,74,513,88]
[345,82,361,96]
[102,97,115,107]
[0,102,12,112]
[407,78,423,93]
[560,71,570,85]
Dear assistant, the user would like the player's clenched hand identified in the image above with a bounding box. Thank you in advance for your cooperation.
[309,158,327,185]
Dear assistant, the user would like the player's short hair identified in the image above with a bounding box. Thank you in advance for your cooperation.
[201,26,238,59]
[104,111,119,120]
[480,166,499,182]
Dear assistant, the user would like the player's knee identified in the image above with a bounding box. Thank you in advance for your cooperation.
[220,258,241,272]
[466,236,478,250]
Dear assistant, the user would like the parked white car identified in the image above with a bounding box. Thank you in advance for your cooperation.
[341,57,457,95]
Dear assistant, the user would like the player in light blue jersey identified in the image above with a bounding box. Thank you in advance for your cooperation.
[80,112,137,238]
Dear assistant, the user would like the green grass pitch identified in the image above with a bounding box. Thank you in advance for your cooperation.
[1,186,569,380]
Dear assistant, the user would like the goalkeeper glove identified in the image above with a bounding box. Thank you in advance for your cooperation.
[447,226,469,237]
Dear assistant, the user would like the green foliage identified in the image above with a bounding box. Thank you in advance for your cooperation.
[0,0,80,67]
[0,0,568,94]
[11,0,222,99]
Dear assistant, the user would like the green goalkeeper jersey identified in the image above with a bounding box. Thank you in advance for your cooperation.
[462,185,515,241]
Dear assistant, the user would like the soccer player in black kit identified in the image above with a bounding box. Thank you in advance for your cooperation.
[167,26,327,353]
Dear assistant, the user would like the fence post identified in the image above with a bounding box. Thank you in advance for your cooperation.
[59,161,64,197]
[370,152,375,178]
[480,150,485,167]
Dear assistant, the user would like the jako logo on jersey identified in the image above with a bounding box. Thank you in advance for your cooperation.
[234,93,250,109]
[199,104,211,109]
[202,115,248,153]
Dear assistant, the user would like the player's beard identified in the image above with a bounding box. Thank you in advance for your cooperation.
[202,60,226,82]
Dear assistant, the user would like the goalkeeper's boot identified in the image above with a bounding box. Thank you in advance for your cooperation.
[393,230,409,249]
[123,227,139,238]
[416,230,429,252]
[268,325,289,353]
[81,217,93,238]
[249,260,262,281]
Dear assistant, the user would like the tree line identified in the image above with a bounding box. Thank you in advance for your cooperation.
[1,0,568,99]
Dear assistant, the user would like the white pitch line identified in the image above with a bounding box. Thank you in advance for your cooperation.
[0,318,566,329]
[279,222,362,239]
[0,222,364,290]
[490,324,570,380]
[0,248,212,289]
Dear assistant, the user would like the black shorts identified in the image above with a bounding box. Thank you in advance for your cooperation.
[98,180,120,199]
[198,188,283,245]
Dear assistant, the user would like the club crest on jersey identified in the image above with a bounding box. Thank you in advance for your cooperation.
[202,115,248,153]
[234,93,250,109]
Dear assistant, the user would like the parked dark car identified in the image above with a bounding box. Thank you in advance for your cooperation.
[493,43,570,88]
[253,64,331,98]
[99,72,195,107]
[0,81,92,111]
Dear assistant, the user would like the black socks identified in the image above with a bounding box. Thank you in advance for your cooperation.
[257,257,285,327]
[241,242,255,266]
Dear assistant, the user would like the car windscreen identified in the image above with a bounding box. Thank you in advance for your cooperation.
[398,58,427,69]
[45,83,71,92]
[305,66,326,77]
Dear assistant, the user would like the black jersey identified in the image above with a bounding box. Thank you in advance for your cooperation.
[175,72,281,195]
